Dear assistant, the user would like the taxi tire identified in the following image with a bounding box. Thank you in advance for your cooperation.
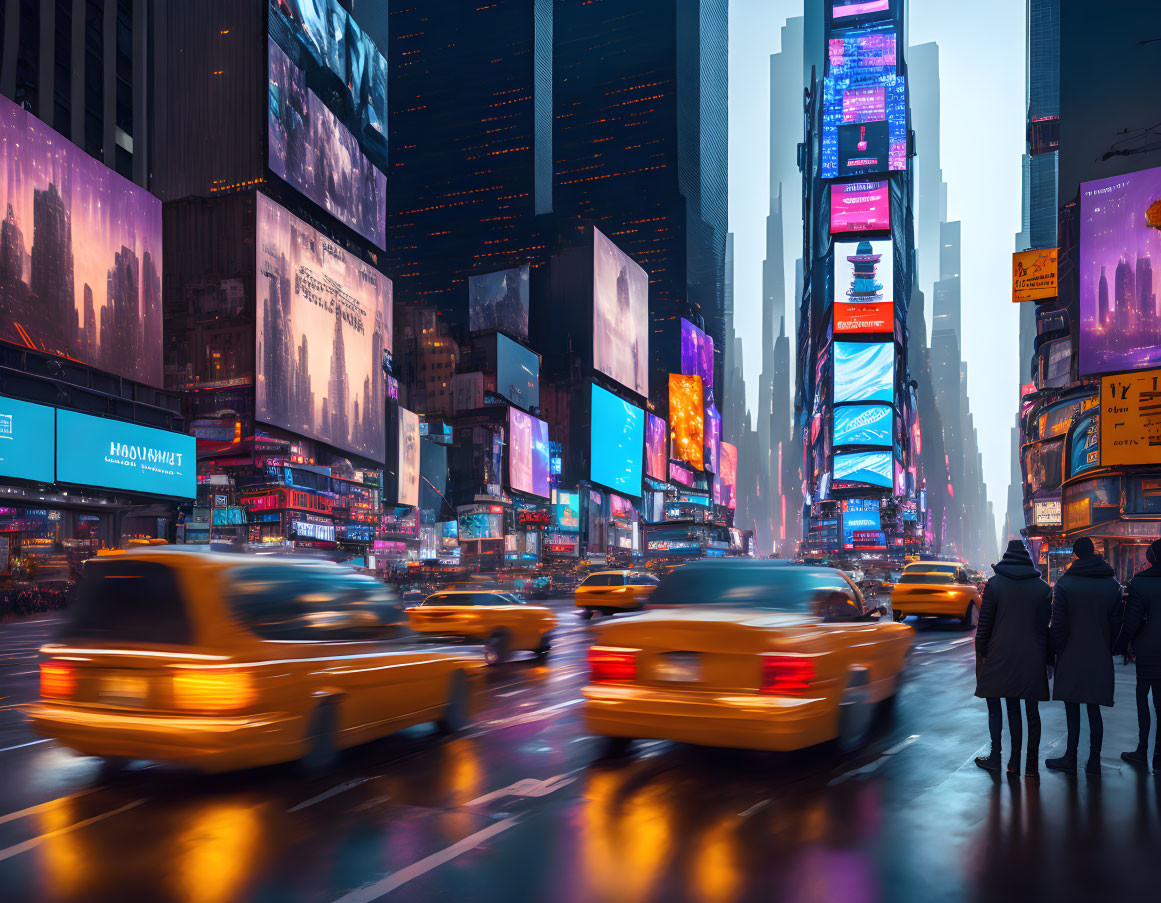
[836,669,874,753]
[484,630,510,665]
[580,608,595,620]
[961,602,979,630]
[602,736,633,757]
[301,700,339,776]
[437,671,470,734]
[97,756,130,780]
[534,634,552,660]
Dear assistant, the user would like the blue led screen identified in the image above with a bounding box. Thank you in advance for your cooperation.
[833,404,892,447]
[0,396,54,483]
[834,342,894,404]
[833,450,893,488]
[590,384,644,497]
[56,410,196,498]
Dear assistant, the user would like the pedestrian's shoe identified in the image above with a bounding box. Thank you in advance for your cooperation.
[974,753,1001,773]
[1045,752,1077,773]
[1006,754,1021,775]
[1025,749,1039,780]
[1085,754,1101,775]
[1121,746,1148,767]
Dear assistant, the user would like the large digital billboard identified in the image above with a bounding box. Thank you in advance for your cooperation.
[831,0,891,21]
[669,374,705,469]
[834,341,894,404]
[680,318,715,389]
[508,407,550,498]
[0,94,163,385]
[833,404,892,447]
[0,396,54,483]
[268,0,388,170]
[469,266,530,340]
[268,38,387,249]
[56,409,195,498]
[821,29,904,177]
[830,181,890,234]
[593,228,649,397]
[705,403,721,476]
[1069,408,1100,479]
[833,450,893,489]
[1012,248,1057,303]
[1078,165,1161,376]
[397,407,420,507]
[255,194,391,461]
[645,413,667,480]
[834,239,893,333]
[720,442,738,509]
[418,439,448,518]
[1099,369,1161,467]
[496,334,540,410]
[590,384,643,497]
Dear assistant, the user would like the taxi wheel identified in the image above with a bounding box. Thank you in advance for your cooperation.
[97,756,130,781]
[836,669,874,753]
[301,700,338,776]
[484,631,510,665]
[601,736,633,758]
[961,602,979,630]
[437,671,470,734]
[580,608,594,620]
[534,635,552,660]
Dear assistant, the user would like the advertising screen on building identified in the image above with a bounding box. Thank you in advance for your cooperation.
[1100,369,1161,467]
[1069,408,1100,479]
[719,441,738,509]
[833,450,892,489]
[267,38,387,250]
[593,228,649,397]
[834,341,894,404]
[0,94,163,386]
[1079,165,1161,376]
[670,461,695,487]
[469,266,530,339]
[680,319,715,389]
[268,0,388,170]
[508,407,550,498]
[645,413,667,480]
[255,194,391,461]
[397,406,419,507]
[590,384,643,497]
[1012,248,1057,303]
[496,333,540,410]
[831,0,891,20]
[833,239,893,333]
[56,409,195,498]
[669,374,705,469]
[821,51,905,178]
[459,510,502,540]
[0,396,54,483]
[418,439,448,518]
[705,403,721,476]
[830,181,890,234]
[833,404,892,447]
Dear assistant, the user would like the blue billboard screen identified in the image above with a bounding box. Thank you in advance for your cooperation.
[833,450,892,488]
[833,404,892,447]
[0,396,54,483]
[590,385,644,497]
[496,334,540,410]
[834,342,893,404]
[56,410,196,498]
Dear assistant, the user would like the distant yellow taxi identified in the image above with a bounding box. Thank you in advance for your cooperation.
[583,561,913,753]
[890,561,982,627]
[574,570,660,619]
[29,550,478,774]
[407,589,556,664]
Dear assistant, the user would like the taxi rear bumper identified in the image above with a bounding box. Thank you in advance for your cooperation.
[891,594,971,617]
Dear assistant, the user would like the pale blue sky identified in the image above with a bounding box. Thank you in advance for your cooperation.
[728,0,1026,530]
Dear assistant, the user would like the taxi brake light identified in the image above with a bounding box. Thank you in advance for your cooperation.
[588,646,638,683]
[760,655,816,695]
[172,670,256,713]
[41,662,76,699]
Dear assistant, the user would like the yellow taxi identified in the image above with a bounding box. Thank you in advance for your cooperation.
[406,589,557,664]
[574,570,660,619]
[890,561,982,627]
[29,550,479,774]
[582,561,913,753]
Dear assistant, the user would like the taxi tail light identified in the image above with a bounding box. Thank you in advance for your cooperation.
[172,670,256,714]
[588,646,638,683]
[760,655,816,695]
[41,662,77,699]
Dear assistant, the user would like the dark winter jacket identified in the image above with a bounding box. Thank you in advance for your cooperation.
[975,550,1051,700]
[1050,554,1123,706]
[1125,563,1161,680]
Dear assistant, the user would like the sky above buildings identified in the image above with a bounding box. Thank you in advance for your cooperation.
[728,0,1026,536]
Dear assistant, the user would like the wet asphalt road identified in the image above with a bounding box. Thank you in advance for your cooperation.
[1,599,1159,903]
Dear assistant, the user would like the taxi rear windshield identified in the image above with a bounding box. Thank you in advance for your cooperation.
[648,565,853,612]
[898,572,957,585]
[61,559,192,645]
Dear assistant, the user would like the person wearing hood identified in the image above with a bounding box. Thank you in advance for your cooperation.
[1121,538,1161,772]
[1046,537,1124,774]
[974,540,1052,778]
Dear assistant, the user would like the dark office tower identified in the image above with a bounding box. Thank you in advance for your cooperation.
[553,0,728,393]
[387,1,552,328]
[1098,266,1109,327]
[0,203,25,291]
[329,308,349,449]
[1114,257,1134,331]
[1138,255,1153,320]
[141,249,161,382]
[30,182,74,340]
[107,245,140,375]
[83,283,96,360]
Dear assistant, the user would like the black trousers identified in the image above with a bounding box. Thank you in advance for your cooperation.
[1064,701,1103,756]
[1133,677,1161,752]
[986,697,1041,755]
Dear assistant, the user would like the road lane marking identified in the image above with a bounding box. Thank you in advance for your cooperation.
[331,816,519,902]
[463,773,575,808]
[466,698,582,737]
[738,799,770,818]
[288,778,373,813]
[0,790,100,827]
[828,734,920,786]
[0,739,49,754]
[0,800,146,863]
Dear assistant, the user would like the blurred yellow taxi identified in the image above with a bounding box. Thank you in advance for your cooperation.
[574,570,660,619]
[582,561,913,753]
[29,550,478,774]
[407,589,556,664]
[890,561,982,627]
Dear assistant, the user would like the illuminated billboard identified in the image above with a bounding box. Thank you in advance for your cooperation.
[1069,408,1100,479]
[590,384,643,497]
[496,334,540,410]
[0,396,54,483]
[833,404,892,447]
[1100,369,1161,467]
[267,39,386,249]
[821,41,905,178]
[593,228,649,397]
[834,341,893,404]
[831,0,891,20]
[508,407,550,498]
[255,194,391,461]
[56,409,196,498]
[469,266,530,339]
[268,0,388,169]
[0,93,163,385]
[830,181,890,233]
[720,442,738,509]
[1078,165,1161,376]
[1012,248,1057,303]
[833,450,892,489]
[645,413,667,480]
[397,407,420,507]
[833,239,893,333]
[459,510,502,540]
[680,318,715,389]
[669,374,705,469]
[705,403,721,476]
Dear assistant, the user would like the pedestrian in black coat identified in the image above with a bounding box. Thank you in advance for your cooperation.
[1121,538,1161,772]
[1046,537,1124,775]
[974,539,1051,778]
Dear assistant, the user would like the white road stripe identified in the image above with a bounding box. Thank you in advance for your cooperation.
[0,790,100,828]
[738,799,770,818]
[0,739,49,754]
[288,778,372,813]
[463,773,575,808]
[0,800,146,863]
[828,734,921,786]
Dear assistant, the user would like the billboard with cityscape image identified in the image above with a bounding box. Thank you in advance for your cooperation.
[508,407,550,498]
[645,413,667,481]
[593,228,649,397]
[268,38,387,249]
[469,266,530,339]
[833,239,893,333]
[255,194,392,461]
[834,341,894,404]
[1078,164,1161,376]
[0,94,162,385]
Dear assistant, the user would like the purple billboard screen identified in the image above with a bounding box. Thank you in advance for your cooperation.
[268,38,387,249]
[508,407,550,499]
[679,318,715,389]
[645,413,667,480]
[0,94,162,385]
[593,228,649,397]
[832,0,890,18]
[1078,165,1161,376]
[469,266,530,339]
[705,403,721,476]
[830,181,890,233]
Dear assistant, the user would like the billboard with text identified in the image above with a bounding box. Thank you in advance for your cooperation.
[834,238,893,333]
[830,181,890,233]
[0,396,54,483]
[56,409,195,498]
